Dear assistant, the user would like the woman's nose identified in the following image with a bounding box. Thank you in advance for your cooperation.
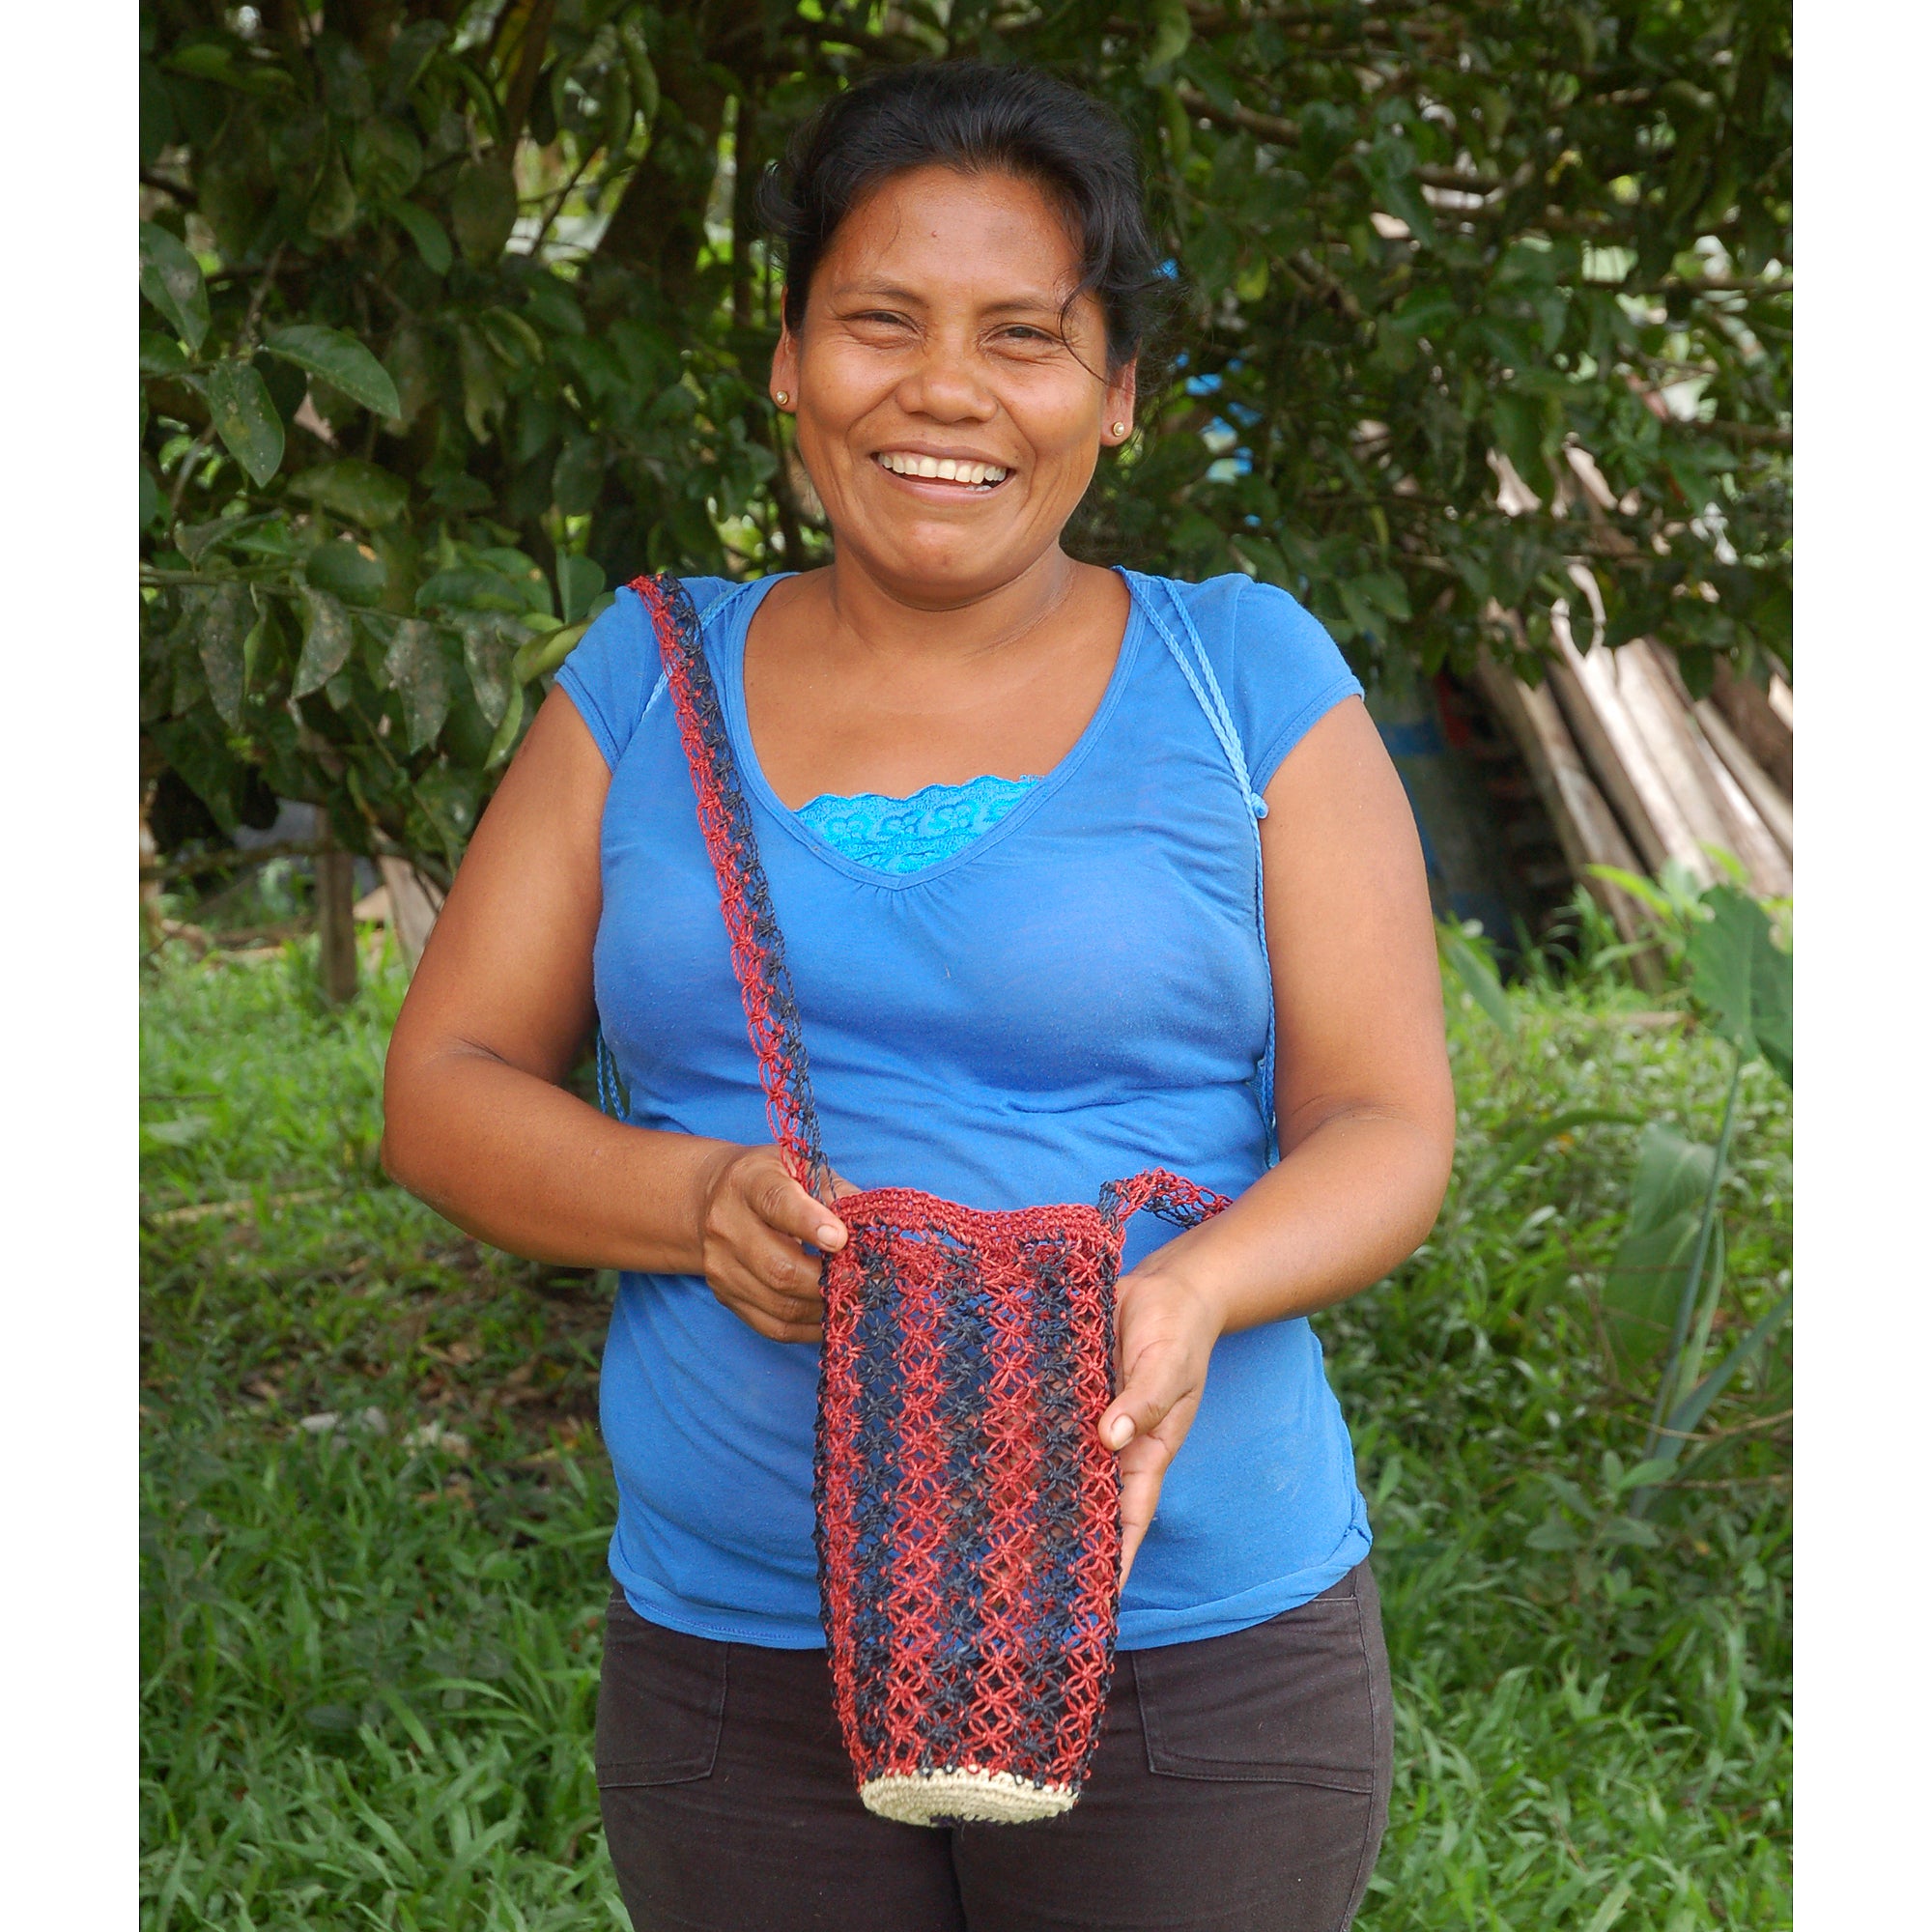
[895,337,997,422]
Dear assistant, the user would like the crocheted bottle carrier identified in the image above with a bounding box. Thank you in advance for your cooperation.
[634,572,1233,1827]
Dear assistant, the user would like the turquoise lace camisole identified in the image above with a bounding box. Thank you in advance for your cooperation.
[794,774,1040,875]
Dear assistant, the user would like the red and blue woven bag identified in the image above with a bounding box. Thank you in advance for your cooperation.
[636,572,1232,1826]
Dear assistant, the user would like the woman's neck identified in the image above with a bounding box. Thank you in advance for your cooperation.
[810,543,1090,674]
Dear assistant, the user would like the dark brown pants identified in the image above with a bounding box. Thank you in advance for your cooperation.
[596,1562,1393,1932]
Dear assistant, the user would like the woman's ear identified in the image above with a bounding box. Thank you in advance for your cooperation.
[771,297,799,410]
[1104,356,1138,442]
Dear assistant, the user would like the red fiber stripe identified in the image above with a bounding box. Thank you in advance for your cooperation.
[817,1244,866,1769]
[956,1243,1044,1773]
[878,1257,950,1777]
[642,577,815,1189]
[1050,1257,1122,1783]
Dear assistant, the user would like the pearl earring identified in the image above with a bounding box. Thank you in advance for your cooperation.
[775,390,790,407]
[1111,420,1128,438]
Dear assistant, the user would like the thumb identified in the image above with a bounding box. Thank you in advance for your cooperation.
[1099,1372,1179,1452]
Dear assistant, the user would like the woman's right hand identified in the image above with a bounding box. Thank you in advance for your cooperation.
[694,1145,857,1344]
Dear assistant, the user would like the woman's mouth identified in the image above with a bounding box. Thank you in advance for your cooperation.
[873,451,1010,491]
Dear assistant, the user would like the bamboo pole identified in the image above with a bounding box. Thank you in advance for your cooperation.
[1545,614,1714,883]
[1469,651,1661,982]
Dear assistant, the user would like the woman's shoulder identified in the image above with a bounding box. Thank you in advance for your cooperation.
[1136,571,1364,787]
[553,573,737,769]
[1145,569,1325,645]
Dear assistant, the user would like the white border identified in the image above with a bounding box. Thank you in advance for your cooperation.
[2,11,135,1923]
[1796,2,1929,1920]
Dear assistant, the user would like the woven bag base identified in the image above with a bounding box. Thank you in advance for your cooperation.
[859,1767,1077,1828]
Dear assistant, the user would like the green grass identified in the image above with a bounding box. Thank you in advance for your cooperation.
[141,943,1790,1930]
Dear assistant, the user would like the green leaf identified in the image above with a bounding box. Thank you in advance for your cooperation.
[382,618,450,753]
[412,766,482,869]
[556,554,605,625]
[1601,1124,1716,1373]
[305,538,390,605]
[460,617,515,729]
[140,58,177,166]
[383,198,453,275]
[511,618,588,686]
[195,360,285,487]
[1438,923,1515,1038]
[551,437,605,516]
[195,582,254,729]
[450,156,518,267]
[349,115,422,198]
[1689,885,1793,1082]
[618,16,660,127]
[1523,1515,1580,1552]
[291,460,410,528]
[294,588,355,699]
[175,512,271,566]
[1144,0,1192,75]
[1662,1292,1793,1445]
[483,680,526,770]
[138,221,210,354]
[263,327,401,420]
[416,567,526,615]
[307,143,360,240]
[141,464,169,532]
[140,330,190,376]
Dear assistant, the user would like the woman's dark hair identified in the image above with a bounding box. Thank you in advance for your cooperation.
[757,62,1167,375]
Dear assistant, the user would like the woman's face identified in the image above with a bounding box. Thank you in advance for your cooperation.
[771,164,1135,608]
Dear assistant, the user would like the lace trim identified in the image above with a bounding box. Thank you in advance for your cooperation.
[795,773,1041,875]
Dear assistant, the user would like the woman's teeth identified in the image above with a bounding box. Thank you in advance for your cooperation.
[875,452,1009,487]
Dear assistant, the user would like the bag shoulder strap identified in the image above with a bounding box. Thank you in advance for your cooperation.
[630,572,831,1199]
[1122,572,1280,1165]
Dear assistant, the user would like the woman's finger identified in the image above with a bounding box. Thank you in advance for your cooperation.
[750,1164,849,1253]
[709,1254,824,1342]
[1117,1440,1170,1589]
[1099,1339,1187,1451]
[715,1240,823,1319]
[734,1217,828,1301]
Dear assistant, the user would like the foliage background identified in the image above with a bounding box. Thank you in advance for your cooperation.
[140,0,1792,879]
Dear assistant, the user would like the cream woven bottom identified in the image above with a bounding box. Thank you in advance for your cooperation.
[860,1767,1077,1827]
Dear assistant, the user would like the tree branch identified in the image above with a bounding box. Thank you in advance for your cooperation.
[527,135,598,257]
[1172,82,1503,192]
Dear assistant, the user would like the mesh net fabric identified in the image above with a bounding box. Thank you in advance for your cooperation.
[635,573,1231,1824]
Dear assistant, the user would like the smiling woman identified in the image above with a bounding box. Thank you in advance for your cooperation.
[382,59,1454,1932]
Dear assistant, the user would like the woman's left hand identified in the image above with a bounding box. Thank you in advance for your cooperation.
[1098,1264,1228,1591]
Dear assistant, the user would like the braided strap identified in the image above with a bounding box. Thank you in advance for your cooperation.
[634,573,830,1197]
[1097,1167,1233,1233]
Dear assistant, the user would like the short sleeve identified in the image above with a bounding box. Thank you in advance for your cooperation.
[554,575,736,771]
[1168,574,1365,794]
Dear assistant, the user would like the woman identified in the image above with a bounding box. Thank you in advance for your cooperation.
[384,60,1453,1932]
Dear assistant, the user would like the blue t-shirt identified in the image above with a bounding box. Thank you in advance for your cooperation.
[558,568,1370,1650]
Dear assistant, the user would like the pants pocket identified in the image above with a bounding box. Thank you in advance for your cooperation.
[595,1589,729,1789]
[1131,1563,1389,1795]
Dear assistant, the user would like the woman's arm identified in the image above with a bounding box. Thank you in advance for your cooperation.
[1100,696,1455,1579]
[381,689,848,1344]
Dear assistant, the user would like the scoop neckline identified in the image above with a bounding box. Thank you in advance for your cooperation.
[712,567,1147,892]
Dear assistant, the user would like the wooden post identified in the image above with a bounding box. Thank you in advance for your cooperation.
[377,856,445,972]
[314,826,359,1005]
